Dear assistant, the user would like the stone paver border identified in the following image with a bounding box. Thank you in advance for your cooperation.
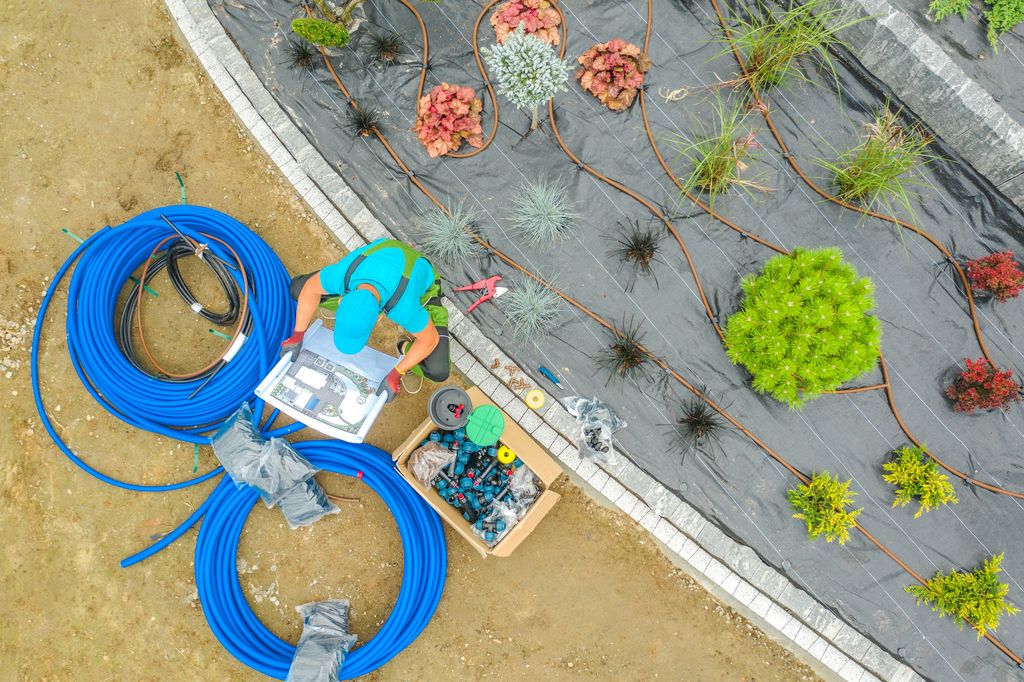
[161,0,924,679]
[843,0,1024,210]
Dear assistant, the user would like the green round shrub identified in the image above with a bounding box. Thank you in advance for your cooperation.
[291,18,350,48]
[724,247,881,409]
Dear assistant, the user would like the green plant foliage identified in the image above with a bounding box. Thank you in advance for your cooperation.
[986,0,1024,49]
[882,444,958,518]
[291,18,350,48]
[670,94,763,203]
[723,0,863,93]
[501,276,564,343]
[907,554,1019,639]
[510,177,578,246]
[415,203,484,268]
[481,25,572,128]
[928,0,972,21]
[787,472,862,544]
[818,104,933,218]
[724,248,882,409]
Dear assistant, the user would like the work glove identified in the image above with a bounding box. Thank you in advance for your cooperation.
[280,330,305,362]
[376,368,403,403]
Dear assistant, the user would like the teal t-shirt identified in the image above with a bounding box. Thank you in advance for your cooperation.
[319,239,435,334]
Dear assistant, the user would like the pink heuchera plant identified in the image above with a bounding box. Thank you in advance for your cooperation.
[490,0,561,45]
[414,83,484,158]
[576,39,652,111]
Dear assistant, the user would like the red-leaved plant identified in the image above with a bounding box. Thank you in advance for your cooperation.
[414,83,484,158]
[576,39,651,111]
[945,358,1022,414]
[966,251,1024,302]
[490,0,561,45]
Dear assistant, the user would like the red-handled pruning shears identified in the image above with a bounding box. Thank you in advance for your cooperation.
[454,275,508,313]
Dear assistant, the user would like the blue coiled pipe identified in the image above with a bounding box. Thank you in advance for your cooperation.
[32,204,297,490]
[190,440,446,680]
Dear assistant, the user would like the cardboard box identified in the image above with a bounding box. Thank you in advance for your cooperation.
[393,387,562,557]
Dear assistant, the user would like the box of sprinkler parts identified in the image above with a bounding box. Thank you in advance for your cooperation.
[393,387,562,557]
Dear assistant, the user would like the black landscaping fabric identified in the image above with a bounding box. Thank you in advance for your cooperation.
[890,0,1024,129]
[211,1,1024,679]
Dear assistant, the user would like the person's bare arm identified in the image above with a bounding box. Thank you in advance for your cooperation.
[396,320,439,374]
[293,273,327,333]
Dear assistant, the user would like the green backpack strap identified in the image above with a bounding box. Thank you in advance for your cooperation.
[342,239,430,314]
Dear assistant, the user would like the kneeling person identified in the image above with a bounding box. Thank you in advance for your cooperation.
[281,238,449,401]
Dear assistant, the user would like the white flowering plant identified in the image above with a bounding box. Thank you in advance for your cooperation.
[481,25,571,129]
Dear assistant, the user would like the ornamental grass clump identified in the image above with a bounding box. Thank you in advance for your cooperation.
[882,445,958,518]
[502,276,564,343]
[907,554,1019,639]
[576,39,651,111]
[668,397,728,456]
[415,203,484,268]
[819,104,933,217]
[367,30,404,64]
[284,38,317,71]
[725,0,861,93]
[490,0,561,45]
[481,26,572,129]
[788,472,862,545]
[724,248,882,409]
[596,320,651,385]
[671,95,763,204]
[509,177,577,246]
[609,219,662,290]
[945,358,1022,414]
[291,18,351,48]
[413,83,484,157]
[966,251,1024,302]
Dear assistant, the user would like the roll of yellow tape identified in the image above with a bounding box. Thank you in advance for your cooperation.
[524,389,545,410]
[497,445,516,465]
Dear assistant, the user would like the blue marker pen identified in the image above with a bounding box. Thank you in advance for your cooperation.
[538,366,562,388]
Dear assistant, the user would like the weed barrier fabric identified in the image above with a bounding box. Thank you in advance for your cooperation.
[213,1,1024,678]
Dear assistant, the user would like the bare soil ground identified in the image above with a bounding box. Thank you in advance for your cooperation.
[0,1,819,679]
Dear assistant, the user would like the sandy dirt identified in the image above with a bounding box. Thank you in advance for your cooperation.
[0,1,820,680]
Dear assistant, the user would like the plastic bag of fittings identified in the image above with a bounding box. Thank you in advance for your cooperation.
[562,396,627,463]
[408,441,456,486]
[286,599,358,682]
[212,404,318,507]
[471,498,519,547]
[508,465,540,515]
[278,477,340,530]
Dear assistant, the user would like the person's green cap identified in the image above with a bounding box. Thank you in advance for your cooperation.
[466,404,505,447]
[333,289,378,355]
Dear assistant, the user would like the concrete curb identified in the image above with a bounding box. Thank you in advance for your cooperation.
[842,0,1024,210]
[162,1,922,680]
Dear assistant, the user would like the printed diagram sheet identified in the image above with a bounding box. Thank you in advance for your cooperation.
[256,320,397,442]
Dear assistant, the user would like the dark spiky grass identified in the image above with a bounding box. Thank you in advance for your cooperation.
[283,38,317,71]
[609,219,662,290]
[668,396,728,456]
[596,319,651,384]
[367,30,404,64]
[415,202,485,268]
[342,106,382,138]
[502,276,564,343]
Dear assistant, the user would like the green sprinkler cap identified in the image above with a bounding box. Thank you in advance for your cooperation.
[465,404,505,447]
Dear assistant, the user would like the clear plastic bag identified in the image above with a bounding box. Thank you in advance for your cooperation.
[562,396,627,463]
[470,498,519,547]
[508,465,540,514]
[278,477,340,530]
[408,441,456,486]
[286,599,358,682]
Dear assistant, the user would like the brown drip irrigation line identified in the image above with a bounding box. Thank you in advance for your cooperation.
[134,233,251,379]
[306,1,1023,664]
[705,0,993,367]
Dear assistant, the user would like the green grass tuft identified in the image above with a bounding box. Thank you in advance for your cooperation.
[788,472,862,544]
[510,177,578,246]
[986,0,1024,49]
[415,203,484,268]
[907,554,1019,639]
[929,0,972,21]
[501,276,564,343]
[818,103,934,217]
[882,444,958,518]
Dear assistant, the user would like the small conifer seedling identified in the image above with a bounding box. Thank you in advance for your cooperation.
[788,472,862,544]
[724,247,882,409]
[907,554,1019,639]
[882,444,958,518]
[291,18,351,48]
[481,25,572,129]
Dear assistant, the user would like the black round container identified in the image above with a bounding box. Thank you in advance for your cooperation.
[427,386,472,430]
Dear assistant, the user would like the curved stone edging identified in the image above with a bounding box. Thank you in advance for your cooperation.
[842,0,1024,210]
[161,0,923,679]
